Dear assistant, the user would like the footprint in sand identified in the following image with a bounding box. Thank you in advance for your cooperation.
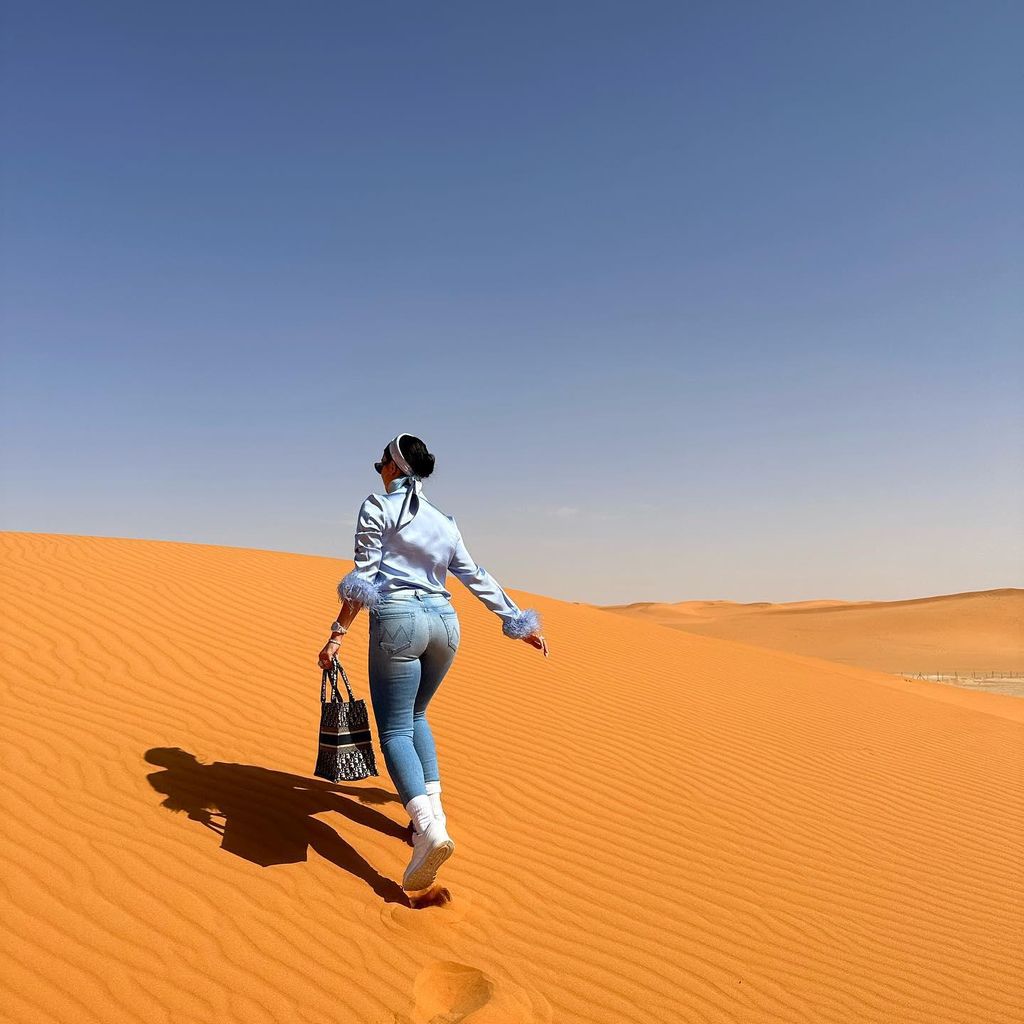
[413,961,539,1023]
[375,887,480,935]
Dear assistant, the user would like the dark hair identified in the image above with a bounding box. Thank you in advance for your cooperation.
[383,434,435,479]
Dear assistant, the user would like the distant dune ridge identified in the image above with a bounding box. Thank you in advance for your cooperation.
[599,588,1024,676]
[1,533,1022,1023]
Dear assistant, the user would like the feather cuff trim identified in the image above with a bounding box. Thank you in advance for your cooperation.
[502,608,541,639]
[337,570,386,609]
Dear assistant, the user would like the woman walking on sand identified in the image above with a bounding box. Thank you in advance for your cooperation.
[317,433,548,892]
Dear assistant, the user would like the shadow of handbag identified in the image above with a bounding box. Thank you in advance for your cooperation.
[314,654,379,782]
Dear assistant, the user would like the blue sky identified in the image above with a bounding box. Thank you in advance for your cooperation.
[1,1,1021,604]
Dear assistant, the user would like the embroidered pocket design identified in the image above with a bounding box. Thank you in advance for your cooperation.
[378,616,414,656]
[441,614,460,652]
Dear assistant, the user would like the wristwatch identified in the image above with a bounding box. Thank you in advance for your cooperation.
[330,620,348,636]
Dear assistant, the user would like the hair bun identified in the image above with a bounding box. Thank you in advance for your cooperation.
[400,435,436,479]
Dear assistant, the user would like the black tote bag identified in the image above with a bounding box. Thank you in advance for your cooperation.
[314,654,379,782]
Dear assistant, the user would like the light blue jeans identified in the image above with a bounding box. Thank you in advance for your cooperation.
[367,590,460,807]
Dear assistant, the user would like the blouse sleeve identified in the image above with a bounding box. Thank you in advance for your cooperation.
[336,495,387,609]
[446,516,541,639]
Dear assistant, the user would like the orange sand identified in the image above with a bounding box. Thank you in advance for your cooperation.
[599,589,1024,675]
[1,532,1022,1023]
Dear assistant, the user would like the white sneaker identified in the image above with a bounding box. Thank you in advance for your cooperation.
[402,818,455,891]
[407,814,446,844]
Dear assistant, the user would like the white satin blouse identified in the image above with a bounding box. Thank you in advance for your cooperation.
[337,475,540,639]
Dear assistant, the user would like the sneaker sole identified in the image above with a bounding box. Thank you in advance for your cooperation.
[403,837,455,891]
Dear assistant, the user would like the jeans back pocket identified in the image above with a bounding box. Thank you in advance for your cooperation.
[440,611,460,652]
[374,611,415,657]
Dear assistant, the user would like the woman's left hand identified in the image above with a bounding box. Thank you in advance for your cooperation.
[318,637,342,670]
[522,633,549,657]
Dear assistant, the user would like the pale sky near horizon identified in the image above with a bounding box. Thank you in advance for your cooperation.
[2,2,1022,605]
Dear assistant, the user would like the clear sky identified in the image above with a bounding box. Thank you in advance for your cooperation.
[1,1,1021,605]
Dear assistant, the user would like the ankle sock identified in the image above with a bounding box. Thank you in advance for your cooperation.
[404,794,434,834]
[424,779,445,821]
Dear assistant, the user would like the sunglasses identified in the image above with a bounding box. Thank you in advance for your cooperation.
[374,454,392,473]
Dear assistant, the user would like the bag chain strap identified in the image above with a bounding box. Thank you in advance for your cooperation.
[321,653,356,704]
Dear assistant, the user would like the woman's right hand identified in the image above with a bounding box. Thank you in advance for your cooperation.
[522,633,549,657]
[318,637,342,671]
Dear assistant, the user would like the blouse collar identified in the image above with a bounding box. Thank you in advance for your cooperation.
[385,474,423,528]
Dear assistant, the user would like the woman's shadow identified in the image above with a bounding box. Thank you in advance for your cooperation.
[144,747,412,905]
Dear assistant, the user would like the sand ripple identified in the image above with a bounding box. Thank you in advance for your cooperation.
[1,533,1021,1023]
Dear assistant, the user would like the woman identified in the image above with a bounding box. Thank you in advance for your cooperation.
[317,433,548,892]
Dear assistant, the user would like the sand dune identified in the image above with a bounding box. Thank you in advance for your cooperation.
[600,589,1024,677]
[2,532,1022,1023]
